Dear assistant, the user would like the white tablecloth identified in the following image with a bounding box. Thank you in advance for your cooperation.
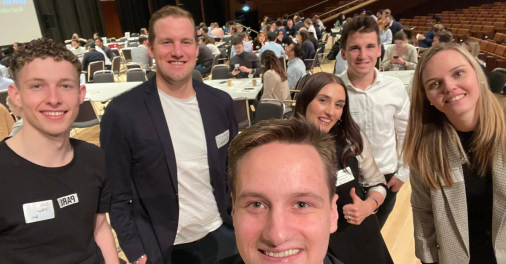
[204,78,262,100]
[379,70,414,86]
[85,82,142,102]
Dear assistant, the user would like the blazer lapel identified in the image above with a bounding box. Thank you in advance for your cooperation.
[440,144,470,257]
[492,145,506,245]
[143,78,178,194]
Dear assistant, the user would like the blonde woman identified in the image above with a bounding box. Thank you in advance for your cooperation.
[403,43,506,264]
[382,31,418,71]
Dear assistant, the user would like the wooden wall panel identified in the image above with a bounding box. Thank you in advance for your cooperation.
[100,1,123,38]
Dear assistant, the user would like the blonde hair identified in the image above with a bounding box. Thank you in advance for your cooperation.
[463,39,480,57]
[403,43,506,189]
[304,18,313,26]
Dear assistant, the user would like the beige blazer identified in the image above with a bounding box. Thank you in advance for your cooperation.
[410,142,506,264]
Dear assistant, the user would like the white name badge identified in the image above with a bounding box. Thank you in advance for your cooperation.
[23,200,55,224]
[216,129,230,149]
[336,167,355,186]
[57,193,79,209]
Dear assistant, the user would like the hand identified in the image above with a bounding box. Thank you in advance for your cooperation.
[342,188,373,225]
[232,68,240,75]
[390,58,398,64]
[396,57,405,65]
[387,176,404,192]
[239,66,251,73]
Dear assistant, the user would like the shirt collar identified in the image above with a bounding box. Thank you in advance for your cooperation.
[341,68,382,91]
[389,21,393,27]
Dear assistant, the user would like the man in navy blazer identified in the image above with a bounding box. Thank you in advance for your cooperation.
[384,15,404,43]
[100,6,238,264]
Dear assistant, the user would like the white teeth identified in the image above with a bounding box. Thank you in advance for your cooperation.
[264,249,300,257]
[170,62,184,65]
[319,117,331,123]
[448,95,465,102]
[44,112,64,116]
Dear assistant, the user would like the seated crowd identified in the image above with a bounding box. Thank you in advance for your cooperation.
[0,4,505,264]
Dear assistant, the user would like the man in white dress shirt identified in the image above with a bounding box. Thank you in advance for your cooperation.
[338,15,410,229]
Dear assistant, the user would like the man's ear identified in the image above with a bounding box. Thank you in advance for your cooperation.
[340,49,347,61]
[231,193,236,218]
[330,194,339,234]
[8,83,22,109]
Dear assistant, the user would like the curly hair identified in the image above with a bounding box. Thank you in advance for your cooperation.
[9,38,82,85]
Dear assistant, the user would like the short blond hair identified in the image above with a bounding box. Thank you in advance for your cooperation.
[228,118,338,200]
[148,5,196,45]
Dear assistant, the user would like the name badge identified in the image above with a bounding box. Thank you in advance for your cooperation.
[336,167,355,186]
[57,193,79,209]
[23,200,55,224]
[216,129,230,149]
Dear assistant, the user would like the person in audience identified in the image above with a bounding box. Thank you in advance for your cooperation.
[384,15,403,42]
[211,22,225,39]
[140,28,148,36]
[0,47,13,67]
[132,36,153,73]
[231,33,253,57]
[70,39,86,56]
[218,118,344,264]
[433,30,453,45]
[294,16,305,32]
[367,10,378,21]
[334,14,346,32]
[81,41,105,73]
[314,20,323,40]
[358,9,366,16]
[93,33,100,40]
[334,50,348,75]
[12,42,20,51]
[297,30,315,69]
[101,6,239,264]
[404,43,506,264]
[224,21,231,34]
[230,26,240,42]
[196,26,203,37]
[275,20,287,40]
[382,32,418,71]
[419,20,444,48]
[286,18,297,38]
[275,30,288,46]
[229,37,261,79]
[252,32,267,52]
[462,39,487,72]
[195,39,214,75]
[376,9,384,20]
[308,31,321,54]
[293,72,393,264]
[65,33,87,46]
[0,38,118,264]
[0,103,13,139]
[304,18,317,37]
[200,36,221,55]
[285,43,306,91]
[92,40,112,70]
[201,27,210,38]
[378,19,392,46]
[403,29,418,46]
[261,15,269,32]
[95,38,114,60]
[5,96,22,136]
[260,50,292,114]
[314,15,324,29]
[339,16,410,229]
[382,9,391,18]
[259,32,285,58]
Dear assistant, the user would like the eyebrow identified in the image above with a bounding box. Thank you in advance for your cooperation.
[237,191,324,203]
[424,65,465,85]
[317,94,346,103]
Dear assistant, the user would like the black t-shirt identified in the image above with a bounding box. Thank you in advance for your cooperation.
[0,138,111,264]
[457,131,497,264]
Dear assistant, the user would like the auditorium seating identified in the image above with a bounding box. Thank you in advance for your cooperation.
[399,2,506,71]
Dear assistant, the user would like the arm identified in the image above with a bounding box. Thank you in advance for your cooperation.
[382,46,392,70]
[406,46,418,70]
[410,169,439,263]
[100,104,146,262]
[393,85,410,183]
[94,214,120,264]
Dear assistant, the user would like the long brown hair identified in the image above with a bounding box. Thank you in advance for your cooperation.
[293,73,363,167]
[261,50,287,82]
[403,43,506,189]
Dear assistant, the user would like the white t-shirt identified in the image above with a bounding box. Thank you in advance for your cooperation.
[157,89,223,245]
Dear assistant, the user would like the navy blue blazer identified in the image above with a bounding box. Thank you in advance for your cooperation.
[389,21,404,43]
[100,76,238,264]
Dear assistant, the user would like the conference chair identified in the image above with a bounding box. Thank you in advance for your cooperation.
[305,48,322,74]
[233,97,251,130]
[111,56,123,81]
[0,90,8,110]
[278,56,286,72]
[131,33,140,37]
[126,68,147,82]
[71,99,101,139]
[87,61,105,83]
[93,70,115,83]
[211,65,230,79]
[128,43,139,48]
[126,63,142,70]
[202,54,224,80]
[192,70,203,82]
[111,48,121,58]
[488,69,506,94]
[122,49,133,62]
[253,99,284,124]
[118,37,127,42]
[222,35,231,45]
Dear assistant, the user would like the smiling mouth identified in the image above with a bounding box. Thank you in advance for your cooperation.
[446,94,466,103]
[260,249,301,258]
[318,117,332,123]
[169,61,186,65]
[41,111,67,116]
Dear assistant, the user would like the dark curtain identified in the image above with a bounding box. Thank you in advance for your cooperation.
[179,0,203,25]
[203,0,226,27]
[115,0,151,35]
[150,0,177,12]
[34,0,106,43]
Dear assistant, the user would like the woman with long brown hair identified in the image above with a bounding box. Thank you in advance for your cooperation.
[260,50,291,114]
[403,43,506,264]
[293,72,393,264]
[252,32,266,52]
